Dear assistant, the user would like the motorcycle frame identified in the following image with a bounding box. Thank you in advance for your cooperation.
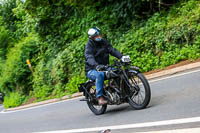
[78,60,141,102]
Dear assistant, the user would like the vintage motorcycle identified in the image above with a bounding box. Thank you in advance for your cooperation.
[78,57,151,115]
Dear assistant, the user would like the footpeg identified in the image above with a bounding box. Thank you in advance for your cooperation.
[80,98,88,101]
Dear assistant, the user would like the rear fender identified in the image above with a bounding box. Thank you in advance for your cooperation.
[78,80,94,96]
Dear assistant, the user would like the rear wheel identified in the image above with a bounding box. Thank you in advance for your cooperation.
[85,82,107,115]
[127,73,151,109]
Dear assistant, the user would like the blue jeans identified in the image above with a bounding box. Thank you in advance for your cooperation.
[87,69,104,98]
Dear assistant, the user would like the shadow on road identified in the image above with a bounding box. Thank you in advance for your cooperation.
[104,101,156,115]
[106,105,130,114]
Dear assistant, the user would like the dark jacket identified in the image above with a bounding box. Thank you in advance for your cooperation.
[85,38,122,75]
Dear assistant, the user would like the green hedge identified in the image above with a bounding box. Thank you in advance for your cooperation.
[117,0,200,71]
[0,33,40,107]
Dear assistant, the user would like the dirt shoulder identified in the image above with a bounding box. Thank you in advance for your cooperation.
[144,59,200,75]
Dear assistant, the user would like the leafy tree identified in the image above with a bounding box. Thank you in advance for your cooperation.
[0,0,18,34]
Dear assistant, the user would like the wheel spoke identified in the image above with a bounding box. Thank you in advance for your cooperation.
[139,90,145,95]
[138,92,144,104]
[129,74,146,105]
[127,73,151,109]
[131,77,138,86]
[87,84,107,115]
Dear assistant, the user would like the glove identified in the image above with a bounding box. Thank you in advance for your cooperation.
[121,55,131,63]
[96,65,105,71]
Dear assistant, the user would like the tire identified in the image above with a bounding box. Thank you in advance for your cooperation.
[85,82,107,115]
[127,73,151,110]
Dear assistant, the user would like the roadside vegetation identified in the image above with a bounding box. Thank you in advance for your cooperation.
[0,0,199,108]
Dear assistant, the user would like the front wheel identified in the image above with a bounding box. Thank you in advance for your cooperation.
[127,73,151,110]
[85,82,107,115]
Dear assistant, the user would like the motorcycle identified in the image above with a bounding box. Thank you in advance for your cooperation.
[78,57,151,115]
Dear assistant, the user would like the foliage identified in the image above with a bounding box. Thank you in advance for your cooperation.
[32,56,54,99]
[3,91,28,108]
[0,25,10,58]
[118,0,200,71]
[65,75,86,95]
[0,22,11,75]
[0,0,18,34]
[0,33,40,94]
[32,36,87,101]
[0,0,199,107]
[12,0,35,39]
[0,0,35,40]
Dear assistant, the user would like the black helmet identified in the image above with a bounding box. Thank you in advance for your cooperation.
[88,27,101,39]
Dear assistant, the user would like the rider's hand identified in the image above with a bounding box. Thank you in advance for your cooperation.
[121,55,131,63]
[96,65,105,71]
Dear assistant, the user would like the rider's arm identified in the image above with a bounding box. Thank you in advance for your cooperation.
[85,43,98,67]
[104,39,123,59]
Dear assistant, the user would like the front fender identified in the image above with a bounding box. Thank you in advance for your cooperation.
[128,66,141,76]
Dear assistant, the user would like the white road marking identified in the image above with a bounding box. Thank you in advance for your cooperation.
[32,116,200,133]
[1,69,200,113]
[139,127,200,133]
[0,97,83,114]
[149,69,200,83]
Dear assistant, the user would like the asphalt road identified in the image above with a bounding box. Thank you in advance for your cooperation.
[0,68,200,133]
[0,104,3,112]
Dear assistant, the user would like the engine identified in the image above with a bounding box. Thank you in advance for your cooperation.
[105,88,121,105]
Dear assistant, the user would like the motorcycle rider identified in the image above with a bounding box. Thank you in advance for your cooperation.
[85,27,124,105]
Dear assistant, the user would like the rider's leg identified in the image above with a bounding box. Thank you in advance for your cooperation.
[87,69,104,98]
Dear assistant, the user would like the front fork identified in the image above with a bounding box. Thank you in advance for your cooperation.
[121,69,140,97]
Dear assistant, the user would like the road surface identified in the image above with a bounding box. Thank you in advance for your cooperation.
[0,68,200,133]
